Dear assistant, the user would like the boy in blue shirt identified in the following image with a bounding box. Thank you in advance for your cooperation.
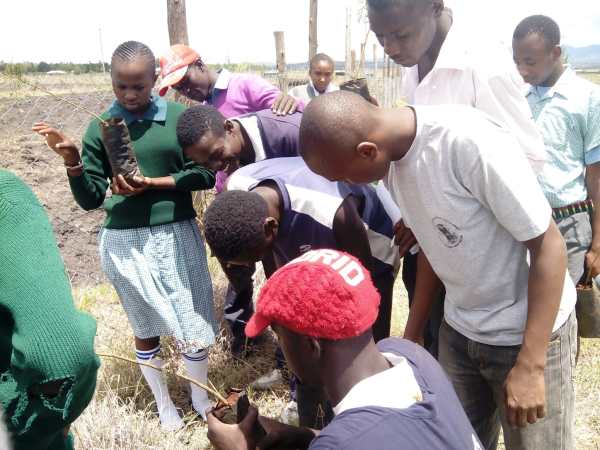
[513,15,600,286]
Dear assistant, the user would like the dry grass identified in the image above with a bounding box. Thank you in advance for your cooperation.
[69,263,600,449]
[580,71,600,85]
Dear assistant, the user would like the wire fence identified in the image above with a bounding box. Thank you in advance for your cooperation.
[0,67,404,146]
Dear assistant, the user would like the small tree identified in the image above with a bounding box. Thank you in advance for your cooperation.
[37,61,51,72]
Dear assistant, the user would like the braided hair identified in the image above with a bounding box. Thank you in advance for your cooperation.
[111,41,156,75]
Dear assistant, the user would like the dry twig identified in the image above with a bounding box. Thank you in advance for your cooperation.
[96,352,229,405]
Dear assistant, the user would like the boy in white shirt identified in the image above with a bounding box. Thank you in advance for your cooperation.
[299,91,577,450]
[366,0,547,356]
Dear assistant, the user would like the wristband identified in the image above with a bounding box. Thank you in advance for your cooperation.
[65,160,84,175]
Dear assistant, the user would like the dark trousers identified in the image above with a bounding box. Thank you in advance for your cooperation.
[402,252,444,359]
[222,263,256,339]
[439,314,576,450]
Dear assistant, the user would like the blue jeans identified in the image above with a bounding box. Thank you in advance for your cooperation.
[439,313,577,450]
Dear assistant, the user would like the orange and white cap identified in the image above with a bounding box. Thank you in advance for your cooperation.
[158,44,200,96]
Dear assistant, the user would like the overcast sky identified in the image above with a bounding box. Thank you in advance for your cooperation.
[3,0,599,64]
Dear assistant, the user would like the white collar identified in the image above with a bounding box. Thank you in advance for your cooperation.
[214,68,232,91]
[309,80,339,97]
[234,115,266,162]
[333,352,423,415]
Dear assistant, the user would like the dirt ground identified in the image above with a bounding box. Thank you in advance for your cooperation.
[0,92,114,285]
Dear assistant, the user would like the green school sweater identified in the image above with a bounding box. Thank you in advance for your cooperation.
[0,170,99,449]
[68,98,215,229]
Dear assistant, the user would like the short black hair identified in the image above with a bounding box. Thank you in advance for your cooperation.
[310,53,335,71]
[367,0,434,11]
[204,190,269,261]
[176,105,226,149]
[300,90,375,158]
[513,15,561,48]
[111,41,155,75]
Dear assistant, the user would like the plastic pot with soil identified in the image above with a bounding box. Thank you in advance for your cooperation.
[212,389,267,439]
[100,118,140,181]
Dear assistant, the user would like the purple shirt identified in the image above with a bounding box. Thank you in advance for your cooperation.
[208,69,304,119]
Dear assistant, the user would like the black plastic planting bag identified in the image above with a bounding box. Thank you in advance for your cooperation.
[340,78,374,104]
[100,118,139,180]
[576,285,600,338]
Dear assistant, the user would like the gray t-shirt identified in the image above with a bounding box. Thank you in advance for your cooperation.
[385,105,576,345]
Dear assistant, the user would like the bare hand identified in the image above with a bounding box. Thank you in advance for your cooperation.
[111,174,151,196]
[585,247,600,281]
[207,405,259,450]
[258,415,316,449]
[504,362,546,427]
[272,94,299,115]
[32,122,80,165]
[394,220,417,257]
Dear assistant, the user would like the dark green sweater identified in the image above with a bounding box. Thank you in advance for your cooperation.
[0,170,99,449]
[68,99,215,229]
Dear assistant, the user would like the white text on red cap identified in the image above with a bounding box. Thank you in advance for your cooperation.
[291,249,365,287]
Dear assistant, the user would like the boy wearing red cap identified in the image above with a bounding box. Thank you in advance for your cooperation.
[206,249,483,450]
[203,156,400,428]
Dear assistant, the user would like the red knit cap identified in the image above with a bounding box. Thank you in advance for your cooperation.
[246,249,380,340]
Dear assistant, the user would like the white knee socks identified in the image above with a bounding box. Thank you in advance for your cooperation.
[136,345,183,431]
[183,349,211,420]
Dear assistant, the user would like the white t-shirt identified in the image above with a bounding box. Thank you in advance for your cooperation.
[333,352,422,415]
[384,105,576,346]
[400,19,546,174]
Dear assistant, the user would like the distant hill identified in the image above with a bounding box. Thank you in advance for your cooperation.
[564,45,600,69]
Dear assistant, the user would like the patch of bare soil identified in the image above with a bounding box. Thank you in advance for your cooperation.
[0,93,113,286]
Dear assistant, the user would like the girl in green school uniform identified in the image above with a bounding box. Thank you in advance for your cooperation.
[33,41,217,431]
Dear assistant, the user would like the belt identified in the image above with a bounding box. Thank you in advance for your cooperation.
[552,199,594,221]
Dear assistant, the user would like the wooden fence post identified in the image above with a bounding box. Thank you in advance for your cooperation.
[309,0,318,61]
[359,43,366,77]
[345,7,352,76]
[167,0,189,45]
[274,31,288,93]
[373,43,377,76]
